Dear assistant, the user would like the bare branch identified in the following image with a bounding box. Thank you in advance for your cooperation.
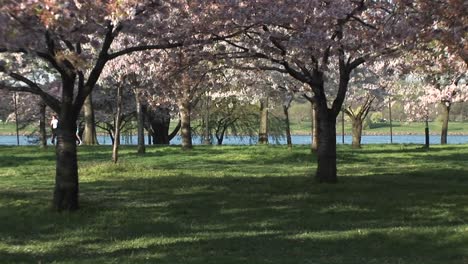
[0,73,60,112]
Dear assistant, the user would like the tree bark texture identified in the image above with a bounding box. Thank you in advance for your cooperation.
[311,101,318,152]
[148,106,171,145]
[441,103,450,145]
[351,117,363,149]
[39,102,47,148]
[135,90,145,154]
[53,110,79,211]
[258,97,269,144]
[315,105,338,183]
[425,119,430,149]
[112,85,123,163]
[82,94,99,145]
[283,104,292,150]
[179,99,193,150]
[202,96,212,145]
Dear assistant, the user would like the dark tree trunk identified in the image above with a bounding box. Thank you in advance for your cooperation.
[108,128,115,145]
[216,125,228,145]
[179,99,192,150]
[150,107,171,145]
[135,90,145,154]
[83,94,99,145]
[152,123,169,144]
[258,97,269,144]
[54,125,79,211]
[351,117,363,149]
[441,103,450,145]
[283,104,292,150]
[147,132,152,145]
[217,135,224,145]
[39,102,47,148]
[425,119,430,149]
[168,120,181,141]
[53,76,79,211]
[315,104,338,183]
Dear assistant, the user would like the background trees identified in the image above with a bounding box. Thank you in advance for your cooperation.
[0,0,465,211]
[0,0,246,211]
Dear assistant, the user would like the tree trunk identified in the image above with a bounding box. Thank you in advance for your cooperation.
[216,125,227,145]
[135,89,145,154]
[39,102,47,148]
[168,120,181,142]
[351,117,363,148]
[179,99,192,150]
[202,96,212,145]
[425,118,430,149]
[258,97,269,144]
[53,115,79,211]
[82,94,99,145]
[147,132,152,145]
[311,102,318,152]
[441,103,450,145]
[283,104,292,150]
[315,104,338,183]
[149,107,171,145]
[112,85,123,163]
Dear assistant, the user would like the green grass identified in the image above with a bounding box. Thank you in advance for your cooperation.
[1,145,468,263]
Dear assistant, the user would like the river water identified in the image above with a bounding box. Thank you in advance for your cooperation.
[1,134,468,146]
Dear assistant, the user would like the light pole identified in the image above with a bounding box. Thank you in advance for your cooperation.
[388,98,393,144]
[13,92,19,146]
[341,109,345,144]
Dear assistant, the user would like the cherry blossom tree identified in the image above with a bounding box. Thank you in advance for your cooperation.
[221,0,416,182]
[408,48,467,144]
[0,0,244,211]
[392,42,468,145]
[407,0,467,65]
[343,62,391,148]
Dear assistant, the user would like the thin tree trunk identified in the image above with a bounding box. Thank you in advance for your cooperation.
[202,96,212,145]
[425,118,430,149]
[283,104,292,150]
[179,99,192,150]
[351,117,363,148]
[168,120,181,141]
[311,102,318,152]
[135,89,145,154]
[441,103,450,145]
[82,94,99,145]
[112,85,123,163]
[216,126,227,145]
[39,102,47,148]
[258,97,269,144]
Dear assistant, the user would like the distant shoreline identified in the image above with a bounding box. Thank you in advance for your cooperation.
[1,132,467,136]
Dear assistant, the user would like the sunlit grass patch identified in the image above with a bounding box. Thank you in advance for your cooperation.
[1,144,468,263]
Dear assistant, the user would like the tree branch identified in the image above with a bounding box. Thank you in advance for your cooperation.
[0,73,60,112]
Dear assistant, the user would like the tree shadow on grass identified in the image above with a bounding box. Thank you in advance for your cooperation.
[1,171,468,263]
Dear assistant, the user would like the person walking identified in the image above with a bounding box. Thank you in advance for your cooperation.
[50,115,58,144]
[76,123,82,146]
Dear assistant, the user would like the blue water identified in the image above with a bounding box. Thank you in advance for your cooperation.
[1,134,468,146]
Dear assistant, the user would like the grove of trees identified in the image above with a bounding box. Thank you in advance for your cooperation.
[0,0,466,211]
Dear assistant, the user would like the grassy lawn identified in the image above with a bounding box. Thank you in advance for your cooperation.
[1,144,468,263]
